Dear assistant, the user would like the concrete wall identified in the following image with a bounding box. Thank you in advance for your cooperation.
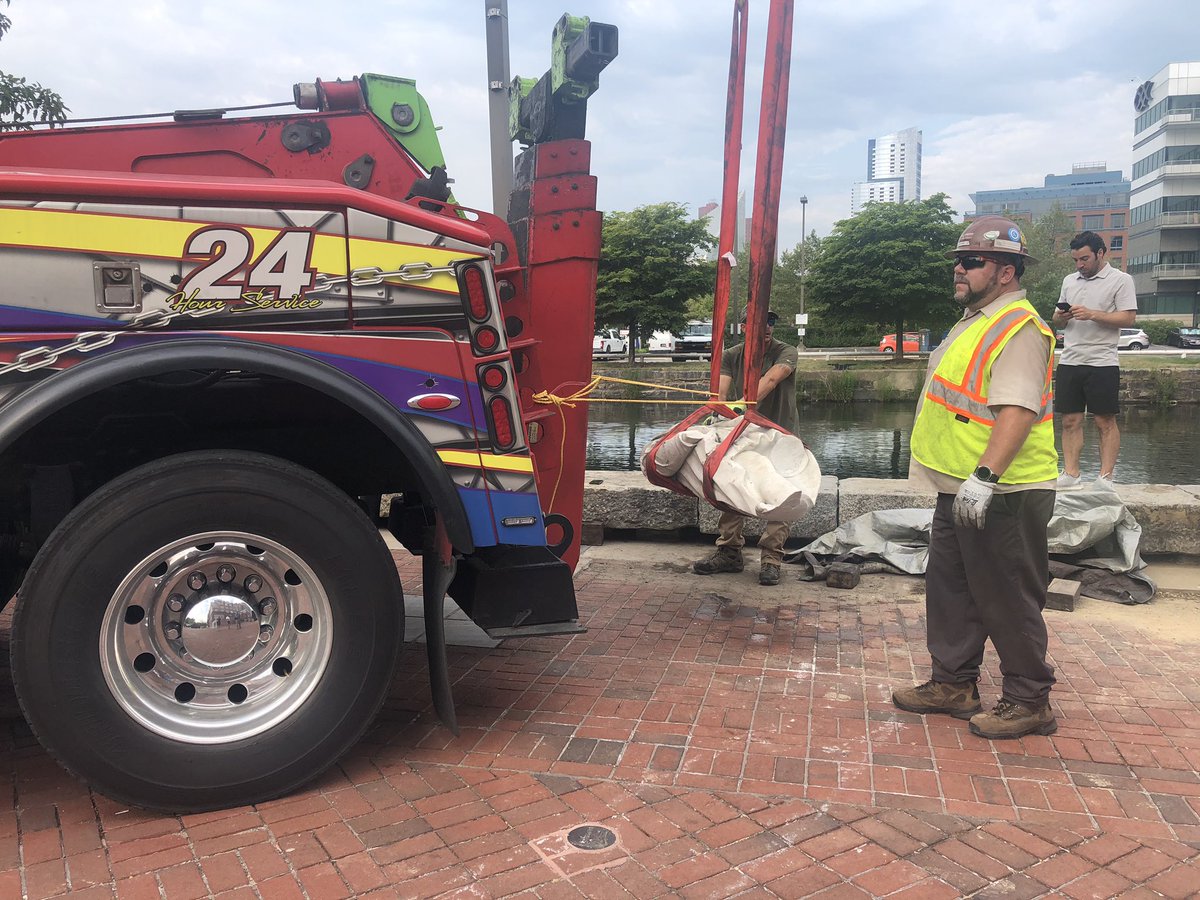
[582,472,1200,555]
[591,363,1200,405]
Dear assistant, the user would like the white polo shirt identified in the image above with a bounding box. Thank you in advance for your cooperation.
[1058,263,1138,367]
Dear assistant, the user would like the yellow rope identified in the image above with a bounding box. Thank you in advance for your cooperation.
[529,375,752,510]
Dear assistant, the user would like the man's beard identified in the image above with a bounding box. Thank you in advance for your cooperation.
[952,273,999,309]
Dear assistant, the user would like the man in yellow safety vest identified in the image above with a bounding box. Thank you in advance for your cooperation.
[893,216,1060,740]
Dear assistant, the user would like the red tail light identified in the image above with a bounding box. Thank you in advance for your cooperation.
[489,396,515,449]
[461,264,490,322]
[479,365,507,391]
[473,326,499,354]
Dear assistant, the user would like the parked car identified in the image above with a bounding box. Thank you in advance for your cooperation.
[879,332,921,353]
[592,328,627,356]
[1118,327,1151,350]
[648,330,676,353]
[1166,326,1200,349]
[672,320,713,362]
[1056,327,1150,350]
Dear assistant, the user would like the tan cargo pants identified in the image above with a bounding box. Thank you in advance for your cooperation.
[715,510,790,565]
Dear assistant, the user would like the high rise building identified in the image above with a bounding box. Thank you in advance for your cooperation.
[697,192,748,261]
[969,164,1130,270]
[851,127,921,214]
[1127,62,1200,323]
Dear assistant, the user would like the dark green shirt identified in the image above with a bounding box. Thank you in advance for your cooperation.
[720,338,799,432]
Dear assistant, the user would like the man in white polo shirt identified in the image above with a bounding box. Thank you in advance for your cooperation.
[1052,231,1138,487]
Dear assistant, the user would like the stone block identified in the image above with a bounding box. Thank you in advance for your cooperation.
[838,478,937,523]
[1108,483,1200,555]
[1046,577,1080,612]
[698,475,838,541]
[582,470,698,532]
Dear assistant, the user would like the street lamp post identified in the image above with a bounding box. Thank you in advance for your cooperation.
[799,195,807,349]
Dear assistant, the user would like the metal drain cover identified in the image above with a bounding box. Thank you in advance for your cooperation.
[567,825,616,850]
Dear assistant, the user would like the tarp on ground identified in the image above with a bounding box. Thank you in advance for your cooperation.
[785,483,1154,604]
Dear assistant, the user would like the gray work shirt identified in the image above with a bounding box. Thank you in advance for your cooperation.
[1058,263,1138,367]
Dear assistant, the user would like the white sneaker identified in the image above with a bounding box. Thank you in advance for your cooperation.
[1056,472,1082,489]
[1094,473,1116,490]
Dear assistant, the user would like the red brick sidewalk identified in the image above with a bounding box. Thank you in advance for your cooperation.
[2,547,1198,898]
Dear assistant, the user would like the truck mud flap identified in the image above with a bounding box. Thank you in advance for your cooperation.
[447,545,584,638]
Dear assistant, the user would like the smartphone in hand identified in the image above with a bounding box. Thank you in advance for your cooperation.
[1056,301,1071,312]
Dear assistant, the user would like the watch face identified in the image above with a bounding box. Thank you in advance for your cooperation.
[1134,80,1154,113]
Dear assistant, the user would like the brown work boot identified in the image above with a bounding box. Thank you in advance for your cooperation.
[693,546,744,575]
[759,562,780,586]
[969,698,1057,739]
[892,679,981,720]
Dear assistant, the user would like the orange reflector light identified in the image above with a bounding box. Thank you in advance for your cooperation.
[489,396,515,449]
[463,266,490,321]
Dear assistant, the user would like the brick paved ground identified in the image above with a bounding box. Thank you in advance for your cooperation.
[2,544,1199,898]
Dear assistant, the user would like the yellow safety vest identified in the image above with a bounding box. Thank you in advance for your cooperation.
[911,297,1057,484]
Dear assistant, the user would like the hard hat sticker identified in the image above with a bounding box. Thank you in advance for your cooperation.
[1008,227,1021,241]
[983,231,999,241]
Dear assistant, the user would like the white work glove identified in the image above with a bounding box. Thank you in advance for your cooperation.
[953,474,995,530]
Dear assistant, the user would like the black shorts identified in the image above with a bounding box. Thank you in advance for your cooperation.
[1055,364,1120,416]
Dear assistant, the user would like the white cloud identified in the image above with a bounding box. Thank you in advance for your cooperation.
[1,0,1194,253]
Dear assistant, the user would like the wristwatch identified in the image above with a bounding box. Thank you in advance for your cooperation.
[973,465,1000,484]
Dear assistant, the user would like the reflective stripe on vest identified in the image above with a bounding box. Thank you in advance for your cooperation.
[911,297,1058,484]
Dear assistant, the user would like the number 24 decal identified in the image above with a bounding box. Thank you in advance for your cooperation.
[181,227,317,301]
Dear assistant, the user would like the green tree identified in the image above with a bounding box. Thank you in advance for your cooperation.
[1019,205,1076,319]
[1,2,68,130]
[805,194,961,358]
[595,202,715,361]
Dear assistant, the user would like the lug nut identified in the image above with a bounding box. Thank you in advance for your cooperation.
[258,625,273,643]
[216,564,236,583]
[259,598,277,617]
[244,575,263,593]
[166,594,184,613]
[165,624,181,641]
[187,572,206,591]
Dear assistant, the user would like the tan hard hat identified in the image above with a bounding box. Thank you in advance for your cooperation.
[947,216,1038,263]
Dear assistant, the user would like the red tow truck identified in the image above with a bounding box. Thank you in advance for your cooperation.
[0,15,617,810]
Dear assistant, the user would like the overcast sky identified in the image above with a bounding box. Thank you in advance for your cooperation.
[2,1,1195,250]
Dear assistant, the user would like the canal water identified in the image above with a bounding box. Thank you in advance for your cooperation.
[586,401,1200,484]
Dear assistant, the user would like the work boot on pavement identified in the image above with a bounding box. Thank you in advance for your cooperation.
[693,547,744,575]
[892,679,981,720]
[759,562,780,586]
[969,698,1057,739]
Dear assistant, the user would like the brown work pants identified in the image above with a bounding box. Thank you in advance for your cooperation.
[926,489,1056,707]
[715,509,790,565]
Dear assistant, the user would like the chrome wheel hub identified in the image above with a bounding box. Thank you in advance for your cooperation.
[100,532,333,744]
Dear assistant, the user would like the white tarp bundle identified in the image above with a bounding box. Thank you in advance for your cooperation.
[642,415,822,521]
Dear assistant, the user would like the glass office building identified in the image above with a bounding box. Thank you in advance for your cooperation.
[1128,62,1200,323]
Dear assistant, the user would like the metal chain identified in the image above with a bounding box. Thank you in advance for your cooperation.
[1,260,462,376]
[0,304,224,377]
[312,262,458,292]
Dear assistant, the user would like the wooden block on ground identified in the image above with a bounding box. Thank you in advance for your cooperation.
[1046,577,1081,612]
[826,562,861,589]
[580,523,606,546]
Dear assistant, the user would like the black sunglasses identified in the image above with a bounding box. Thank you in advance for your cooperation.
[954,255,1002,271]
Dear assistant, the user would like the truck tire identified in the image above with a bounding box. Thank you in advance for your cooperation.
[11,450,402,812]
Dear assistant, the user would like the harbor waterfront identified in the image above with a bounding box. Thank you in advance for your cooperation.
[586,358,1200,483]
